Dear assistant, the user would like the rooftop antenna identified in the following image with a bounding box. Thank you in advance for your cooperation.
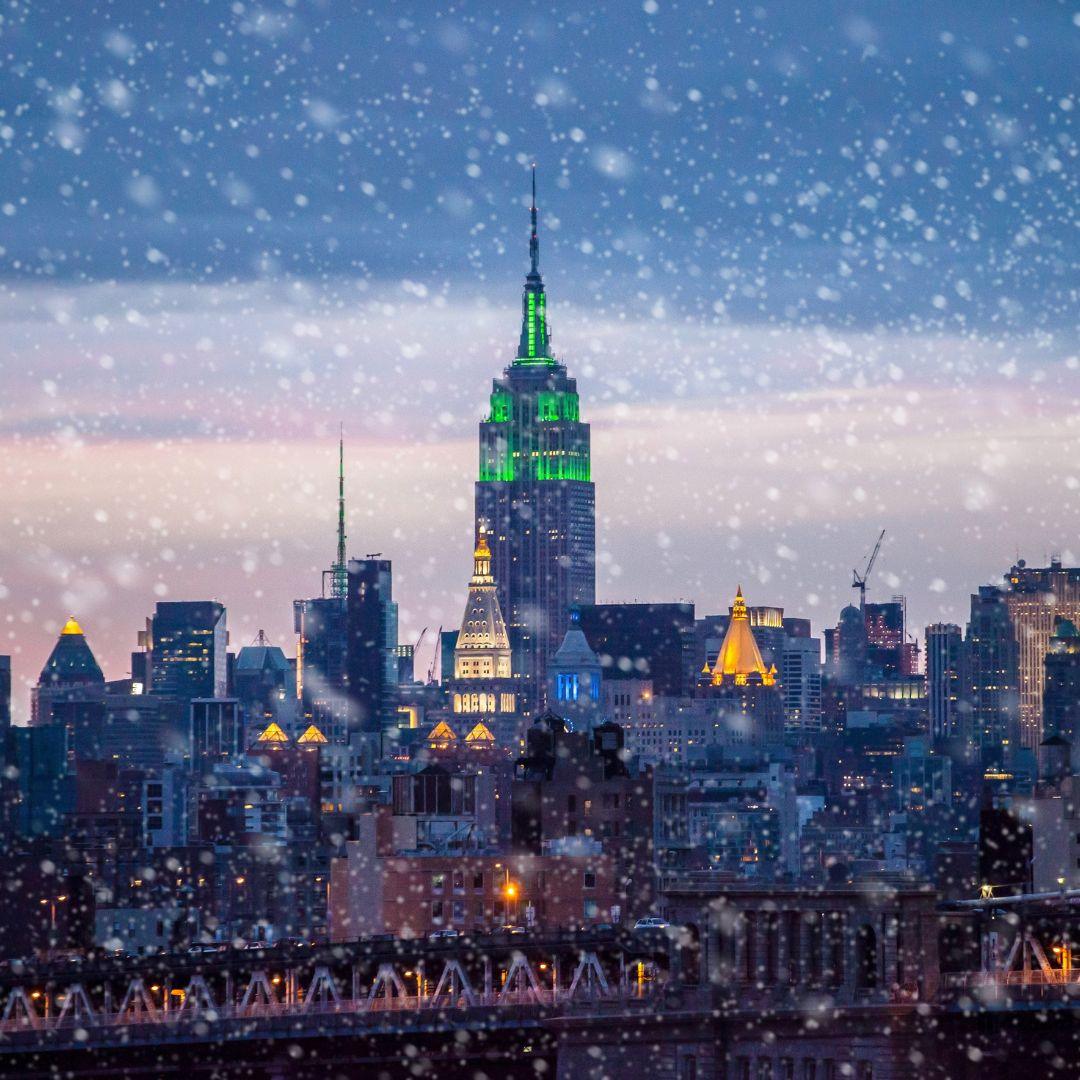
[323,425,348,599]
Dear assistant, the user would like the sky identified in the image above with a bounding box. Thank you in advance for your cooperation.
[0,1,1077,718]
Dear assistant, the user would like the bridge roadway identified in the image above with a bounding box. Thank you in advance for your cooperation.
[0,928,670,1077]
[4,924,1080,1078]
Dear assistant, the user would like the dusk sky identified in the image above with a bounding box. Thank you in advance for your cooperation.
[1,1,1077,718]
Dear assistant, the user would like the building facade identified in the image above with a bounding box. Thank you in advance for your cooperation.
[926,622,966,742]
[1002,559,1080,749]
[474,172,595,706]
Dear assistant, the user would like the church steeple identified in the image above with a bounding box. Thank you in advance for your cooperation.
[516,164,553,364]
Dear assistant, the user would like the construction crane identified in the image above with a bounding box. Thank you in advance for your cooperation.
[852,529,885,613]
[426,625,443,685]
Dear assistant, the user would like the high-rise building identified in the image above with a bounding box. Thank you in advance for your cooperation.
[143,602,228,701]
[295,434,352,741]
[0,655,10,729]
[926,623,966,742]
[578,602,695,697]
[474,170,595,706]
[31,617,106,726]
[1044,618,1080,747]
[1001,559,1080,749]
[346,557,398,735]
[781,634,823,736]
[447,529,520,748]
[966,586,1019,765]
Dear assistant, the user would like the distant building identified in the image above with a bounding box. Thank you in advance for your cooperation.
[1002,559,1080,749]
[577,602,695,696]
[233,637,294,742]
[547,611,604,733]
[781,635,823,737]
[966,585,1020,765]
[926,623,966,742]
[1043,618,1080,750]
[446,530,521,750]
[294,595,350,739]
[190,698,242,771]
[144,602,228,701]
[31,617,105,726]
[474,172,595,706]
[346,557,398,736]
[0,655,10,728]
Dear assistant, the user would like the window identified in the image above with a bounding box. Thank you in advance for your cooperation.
[473,871,484,890]
[431,900,444,923]
[452,871,465,893]
[431,873,445,894]
[475,900,485,918]
[584,899,599,920]
[452,900,465,922]
[801,1062,816,1080]
[584,870,596,889]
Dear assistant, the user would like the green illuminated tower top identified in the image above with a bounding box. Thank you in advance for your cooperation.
[516,164,553,365]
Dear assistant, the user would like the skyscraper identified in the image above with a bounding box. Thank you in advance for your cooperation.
[1044,618,1080,747]
[295,434,351,741]
[31,617,106,726]
[143,602,228,702]
[926,623,966,742]
[966,586,1019,765]
[346,557,397,735]
[1001,559,1080,749]
[474,169,595,707]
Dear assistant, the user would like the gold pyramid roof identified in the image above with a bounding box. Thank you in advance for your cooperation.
[297,723,328,744]
[711,587,775,687]
[427,720,457,744]
[61,616,85,636]
[464,720,495,744]
[256,721,290,743]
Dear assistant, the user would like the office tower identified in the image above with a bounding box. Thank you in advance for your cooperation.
[1001,559,1080,749]
[864,599,918,678]
[1044,618,1080,747]
[966,586,1019,764]
[474,169,595,706]
[0,655,11,729]
[781,634,823,736]
[31,617,106,726]
[190,698,243,771]
[926,623,966,742]
[547,611,604,733]
[699,588,784,752]
[295,434,352,740]
[447,530,520,748]
[834,605,869,686]
[143,602,228,701]
[578,602,695,697]
[234,634,294,741]
[346,557,397,735]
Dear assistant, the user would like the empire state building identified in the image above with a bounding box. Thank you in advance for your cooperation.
[475,169,596,707]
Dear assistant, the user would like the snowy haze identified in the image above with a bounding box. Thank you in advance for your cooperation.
[0,2,1077,717]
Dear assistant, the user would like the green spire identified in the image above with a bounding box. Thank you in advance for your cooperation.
[515,164,554,364]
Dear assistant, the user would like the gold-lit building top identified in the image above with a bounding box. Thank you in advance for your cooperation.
[60,616,85,636]
[257,721,290,743]
[708,587,776,687]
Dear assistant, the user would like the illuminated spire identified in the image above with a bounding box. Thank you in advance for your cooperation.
[516,163,552,363]
[330,425,347,599]
[61,616,85,636]
[472,526,493,585]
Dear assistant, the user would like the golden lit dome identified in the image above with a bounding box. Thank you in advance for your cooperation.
[296,724,328,744]
[711,587,776,687]
[60,616,85,636]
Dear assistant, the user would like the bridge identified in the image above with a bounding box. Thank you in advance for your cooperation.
[3,890,1080,1078]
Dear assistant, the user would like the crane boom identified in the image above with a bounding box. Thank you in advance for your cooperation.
[426,625,443,685]
[852,528,886,612]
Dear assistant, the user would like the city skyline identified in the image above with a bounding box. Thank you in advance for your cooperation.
[2,2,1077,716]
